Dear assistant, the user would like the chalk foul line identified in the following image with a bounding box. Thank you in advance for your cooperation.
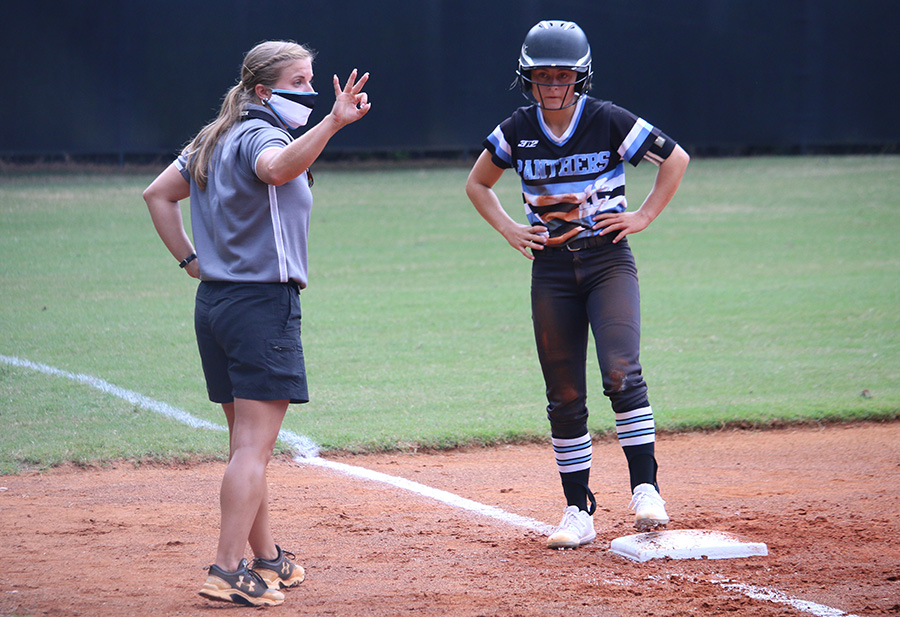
[298,455,554,535]
[0,354,551,536]
[1,355,226,433]
[2,354,865,616]
[718,581,862,617]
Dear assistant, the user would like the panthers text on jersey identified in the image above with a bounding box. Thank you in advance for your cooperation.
[483,95,677,246]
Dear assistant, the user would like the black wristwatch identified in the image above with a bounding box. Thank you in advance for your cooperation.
[179,253,197,268]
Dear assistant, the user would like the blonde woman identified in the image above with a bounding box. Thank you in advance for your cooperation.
[143,40,370,606]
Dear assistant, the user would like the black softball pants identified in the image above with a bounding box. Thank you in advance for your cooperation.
[531,238,650,441]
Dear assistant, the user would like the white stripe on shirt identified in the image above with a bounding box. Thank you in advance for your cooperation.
[268,184,289,283]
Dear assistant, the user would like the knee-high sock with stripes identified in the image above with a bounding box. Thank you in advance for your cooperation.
[553,433,596,513]
[615,406,659,492]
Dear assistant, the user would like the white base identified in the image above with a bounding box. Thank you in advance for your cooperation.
[609,529,768,562]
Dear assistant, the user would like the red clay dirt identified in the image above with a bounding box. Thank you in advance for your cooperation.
[2,421,899,616]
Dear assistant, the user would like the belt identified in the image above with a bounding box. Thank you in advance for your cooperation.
[539,234,615,253]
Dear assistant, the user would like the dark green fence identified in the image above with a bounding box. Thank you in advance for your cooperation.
[3,0,898,162]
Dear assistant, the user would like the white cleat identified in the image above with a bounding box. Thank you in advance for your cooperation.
[547,505,596,549]
[630,484,669,531]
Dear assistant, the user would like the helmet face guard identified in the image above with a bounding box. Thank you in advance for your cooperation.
[516,20,593,110]
[517,69,592,110]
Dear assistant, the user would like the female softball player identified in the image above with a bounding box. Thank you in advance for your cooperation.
[466,20,689,549]
[143,40,370,604]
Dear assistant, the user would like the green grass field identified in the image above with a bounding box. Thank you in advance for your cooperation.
[1,156,898,473]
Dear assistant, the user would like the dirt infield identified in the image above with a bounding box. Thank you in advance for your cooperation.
[2,421,898,616]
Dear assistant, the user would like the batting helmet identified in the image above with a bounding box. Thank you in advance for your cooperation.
[516,20,593,108]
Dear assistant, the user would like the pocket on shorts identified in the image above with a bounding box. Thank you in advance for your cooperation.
[266,337,305,378]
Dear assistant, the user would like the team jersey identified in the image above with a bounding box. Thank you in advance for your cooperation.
[483,95,677,246]
[176,104,313,287]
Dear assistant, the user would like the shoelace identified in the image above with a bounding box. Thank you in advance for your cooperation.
[559,509,580,528]
[245,567,270,588]
[253,548,297,567]
[629,490,665,511]
[204,561,270,590]
[556,508,589,533]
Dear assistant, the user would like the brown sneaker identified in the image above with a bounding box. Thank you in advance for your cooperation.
[251,545,306,589]
[199,559,285,606]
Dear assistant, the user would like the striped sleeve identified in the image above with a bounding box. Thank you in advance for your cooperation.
[612,105,676,167]
[483,123,514,169]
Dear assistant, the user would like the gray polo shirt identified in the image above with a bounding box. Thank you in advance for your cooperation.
[176,105,313,288]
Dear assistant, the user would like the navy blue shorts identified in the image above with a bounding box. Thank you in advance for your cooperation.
[194,281,309,404]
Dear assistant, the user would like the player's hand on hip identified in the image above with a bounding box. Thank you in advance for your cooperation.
[330,69,371,127]
[504,224,547,260]
[593,210,652,243]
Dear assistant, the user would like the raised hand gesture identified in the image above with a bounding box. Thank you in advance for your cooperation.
[330,69,371,127]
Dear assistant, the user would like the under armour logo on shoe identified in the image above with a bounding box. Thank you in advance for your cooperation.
[237,574,256,592]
